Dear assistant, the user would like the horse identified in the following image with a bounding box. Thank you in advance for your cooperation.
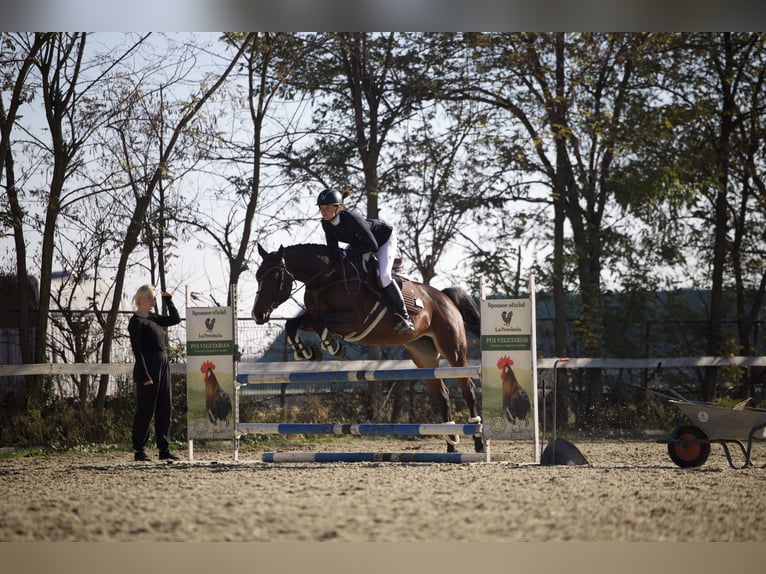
[251,242,483,453]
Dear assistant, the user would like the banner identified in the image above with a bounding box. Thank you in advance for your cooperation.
[186,307,235,440]
[481,296,538,444]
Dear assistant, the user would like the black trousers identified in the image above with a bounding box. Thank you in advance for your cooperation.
[131,351,172,452]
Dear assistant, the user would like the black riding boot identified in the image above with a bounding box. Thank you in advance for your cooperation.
[383,282,415,334]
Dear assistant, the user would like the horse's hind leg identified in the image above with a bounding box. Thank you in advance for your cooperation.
[429,376,483,453]
[458,377,484,453]
[428,302,484,453]
[423,378,461,453]
[405,339,460,452]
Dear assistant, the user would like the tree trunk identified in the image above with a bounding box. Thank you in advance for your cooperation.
[551,33,571,429]
[704,33,736,402]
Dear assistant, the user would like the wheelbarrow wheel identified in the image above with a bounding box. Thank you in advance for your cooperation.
[668,425,711,468]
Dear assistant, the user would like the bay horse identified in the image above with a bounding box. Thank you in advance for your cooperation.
[251,243,483,453]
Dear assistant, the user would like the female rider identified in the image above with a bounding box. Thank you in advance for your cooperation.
[317,188,414,334]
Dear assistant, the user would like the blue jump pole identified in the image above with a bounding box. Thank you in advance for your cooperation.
[237,422,482,436]
[236,365,479,385]
[261,452,492,463]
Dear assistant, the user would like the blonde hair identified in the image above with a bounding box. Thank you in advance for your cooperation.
[131,284,157,310]
[335,189,352,211]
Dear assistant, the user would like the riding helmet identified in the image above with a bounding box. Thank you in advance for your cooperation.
[317,188,344,206]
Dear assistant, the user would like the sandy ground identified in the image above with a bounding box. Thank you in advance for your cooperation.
[1,436,765,544]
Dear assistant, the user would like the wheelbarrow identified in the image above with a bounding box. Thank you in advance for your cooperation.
[658,398,766,469]
[627,362,766,469]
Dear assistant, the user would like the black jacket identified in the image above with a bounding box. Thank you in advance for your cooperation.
[128,295,181,383]
[321,210,392,259]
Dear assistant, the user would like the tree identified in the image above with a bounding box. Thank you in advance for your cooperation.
[707,33,766,399]
[179,32,315,312]
[1,33,52,378]
[634,33,766,400]
[3,33,148,407]
[93,33,255,411]
[390,98,511,287]
[282,32,440,417]
[439,33,655,427]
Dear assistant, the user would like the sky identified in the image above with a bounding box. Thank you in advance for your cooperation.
[3,5,764,320]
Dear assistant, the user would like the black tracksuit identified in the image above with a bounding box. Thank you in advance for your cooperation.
[128,295,181,452]
[321,210,392,259]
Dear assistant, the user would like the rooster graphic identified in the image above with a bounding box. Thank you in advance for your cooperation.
[497,355,530,426]
[205,317,216,332]
[200,360,232,427]
[501,311,513,325]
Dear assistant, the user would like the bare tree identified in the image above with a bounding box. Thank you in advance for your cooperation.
[391,99,510,287]
[1,33,54,400]
[94,33,254,411]
[2,33,151,407]
[178,32,315,310]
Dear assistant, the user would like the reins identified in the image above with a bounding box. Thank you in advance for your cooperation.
[258,249,368,314]
[304,257,365,297]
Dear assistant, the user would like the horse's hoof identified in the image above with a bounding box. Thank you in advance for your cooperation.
[473,436,485,453]
[446,443,456,453]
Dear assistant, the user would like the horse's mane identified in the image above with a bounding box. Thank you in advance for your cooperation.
[282,243,334,256]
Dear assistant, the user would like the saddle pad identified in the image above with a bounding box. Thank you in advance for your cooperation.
[400,281,423,316]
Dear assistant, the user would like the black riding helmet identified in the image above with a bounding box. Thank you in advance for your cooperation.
[317,188,344,206]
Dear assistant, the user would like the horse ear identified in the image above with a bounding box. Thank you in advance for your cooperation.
[257,243,268,258]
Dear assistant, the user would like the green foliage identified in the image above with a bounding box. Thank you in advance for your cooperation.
[598,383,679,432]
[238,383,449,427]
[1,372,187,450]
[1,399,132,450]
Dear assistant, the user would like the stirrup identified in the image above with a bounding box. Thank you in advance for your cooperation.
[394,317,414,334]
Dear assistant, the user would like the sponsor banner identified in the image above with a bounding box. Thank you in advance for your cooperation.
[481,298,538,442]
[186,307,235,440]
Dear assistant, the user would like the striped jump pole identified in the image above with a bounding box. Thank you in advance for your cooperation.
[235,365,480,385]
[261,452,503,463]
[237,422,482,437]
[234,362,488,462]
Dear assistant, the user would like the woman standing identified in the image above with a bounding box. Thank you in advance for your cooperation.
[317,187,414,334]
[128,284,182,462]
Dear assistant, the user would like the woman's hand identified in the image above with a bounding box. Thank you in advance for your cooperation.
[144,380,154,386]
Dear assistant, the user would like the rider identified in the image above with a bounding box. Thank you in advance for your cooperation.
[317,187,415,335]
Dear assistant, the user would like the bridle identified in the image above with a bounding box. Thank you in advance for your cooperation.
[255,256,295,316]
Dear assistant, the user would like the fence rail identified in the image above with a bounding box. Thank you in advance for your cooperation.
[3,356,766,377]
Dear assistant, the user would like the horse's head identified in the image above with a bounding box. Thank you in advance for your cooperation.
[251,243,294,324]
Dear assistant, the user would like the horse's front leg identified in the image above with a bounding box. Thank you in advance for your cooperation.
[313,314,347,359]
[285,313,322,361]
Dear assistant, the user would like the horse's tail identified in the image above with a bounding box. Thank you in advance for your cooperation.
[441,286,481,338]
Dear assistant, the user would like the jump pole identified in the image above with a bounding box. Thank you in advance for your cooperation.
[234,364,488,462]
[261,452,507,463]
[235,365,479,385]
[237,422,482,436]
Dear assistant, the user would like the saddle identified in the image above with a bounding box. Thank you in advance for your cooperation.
[341,253,421,316]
